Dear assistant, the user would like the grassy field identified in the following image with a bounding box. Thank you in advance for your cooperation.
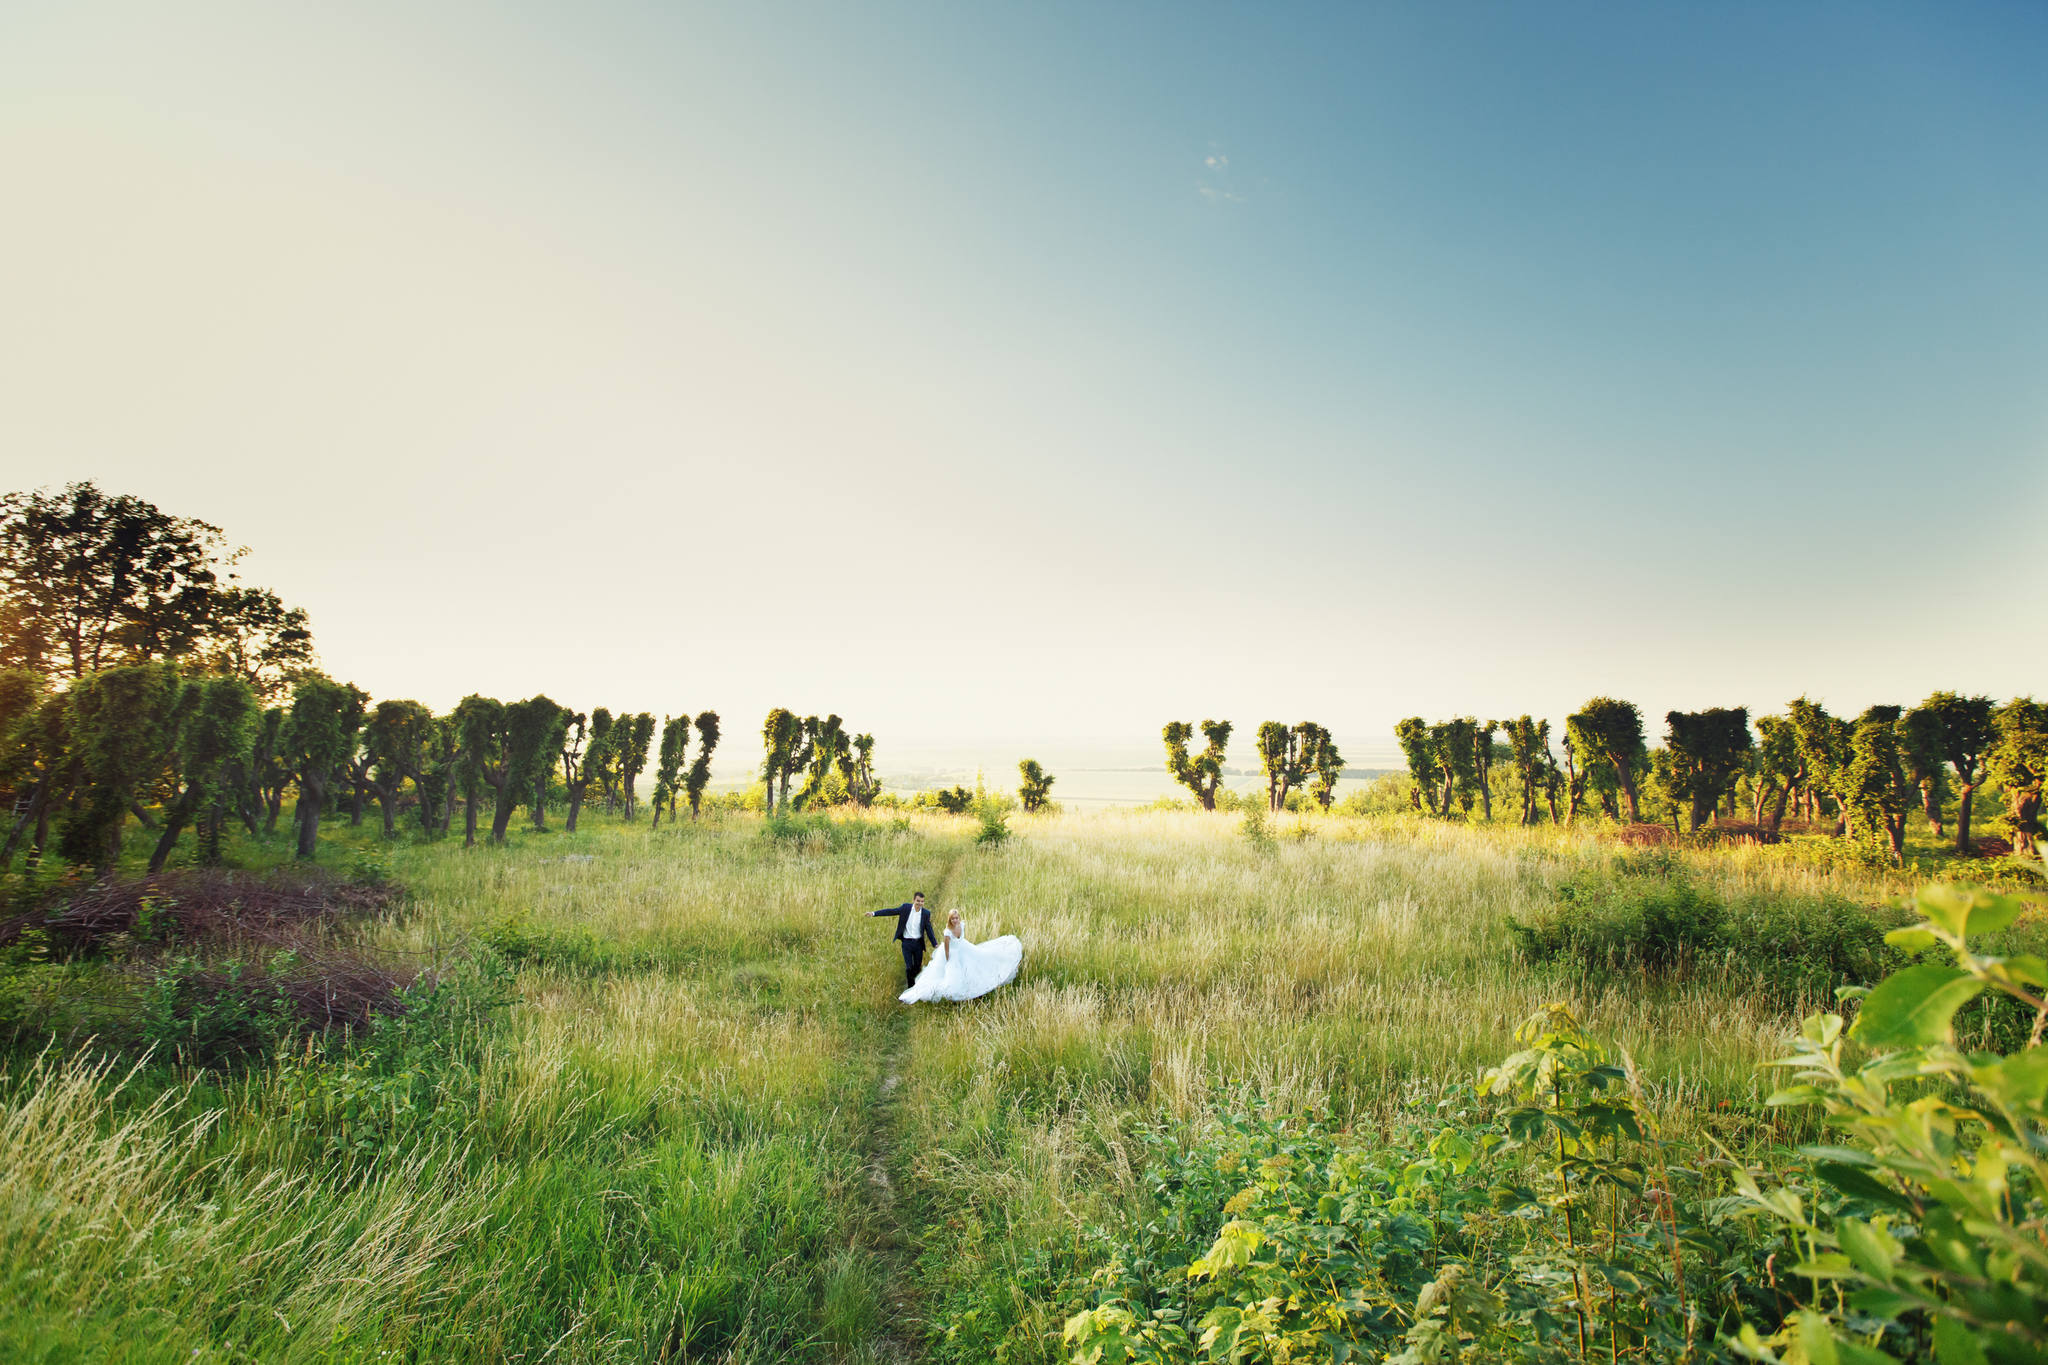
[1,804,2033,1362]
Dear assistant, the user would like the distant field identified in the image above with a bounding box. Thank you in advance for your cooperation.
[2,804,2034,1362]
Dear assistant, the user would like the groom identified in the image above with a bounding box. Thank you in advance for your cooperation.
[867,891,938,989]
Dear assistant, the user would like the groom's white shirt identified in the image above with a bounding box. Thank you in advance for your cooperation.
[905,907,924,939]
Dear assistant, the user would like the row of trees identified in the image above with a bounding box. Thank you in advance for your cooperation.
[0,657,724,871]
[758,709,879,812]
[1393,693,2047,863]
[1162,720,1346,813]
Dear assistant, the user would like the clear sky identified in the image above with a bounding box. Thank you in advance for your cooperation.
[2,1,2043,753]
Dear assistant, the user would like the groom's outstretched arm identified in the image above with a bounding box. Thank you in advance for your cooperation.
[869,904,907,917]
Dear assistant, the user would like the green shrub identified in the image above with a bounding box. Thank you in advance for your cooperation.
[975,802,1011,847]
[1512,856,1891,1003]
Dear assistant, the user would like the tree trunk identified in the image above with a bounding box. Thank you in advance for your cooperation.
[128,801,158,829]
[264,789,283,834]
[463,787,479,848]
[349,780,366,827]
[490,780,517,843]
[1921,781,1943,839]
[1770,781,1791,832]
[379,791,397,838]
[149,786,200,874]
[567,782,585,832]
[295,779,323,859]
[532,772,548,831]
[2008,786,2042,859]
[1955,781,1977,854]
[0,780,45,870]
[1616,766,1641,823]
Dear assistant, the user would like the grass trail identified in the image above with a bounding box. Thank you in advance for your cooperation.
[854,840,971,1364]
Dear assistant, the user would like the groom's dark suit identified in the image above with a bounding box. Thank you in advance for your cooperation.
[871,902,938,988]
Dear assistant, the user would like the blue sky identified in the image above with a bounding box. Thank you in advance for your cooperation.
[1,1,2043,747]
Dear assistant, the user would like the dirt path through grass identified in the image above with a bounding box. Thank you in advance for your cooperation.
[854,842,969,1364]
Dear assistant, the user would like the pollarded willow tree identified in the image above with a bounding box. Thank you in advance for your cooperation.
[58,661,184,869]
[1913,691,1997,854]
[650,713,689,830]
[1501,716,1551,825]
[1163,719,1231,811]
[1470,720,1499,821]
[1898,705,1951,840]
[454,693,567,846]
[1663,707,1752,833]
[1566,698,1646,823]
[281,675,367,861]
[1018,758,1056,813]
[0,672,67,869]
[686,710,721,818]
[1394,717,1437,814]
[558,710,592,833]
[1990,697,2047,859]
[1428,717,1479,818]
[360,699,435,838]
[618,712,655,820]
[147,675,258,873]
[761,707,803,813]
[1300,724,1343,811]
[1788,696,1853,832]
[584,707,620,814]
[1840,705,1913,862]
[1750,713,1801,830]
[1254,721,1306,812]
[844,731,878,809]
[795,714,848,809]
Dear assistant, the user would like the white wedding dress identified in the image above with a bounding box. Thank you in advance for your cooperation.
[900,922,1023,1003]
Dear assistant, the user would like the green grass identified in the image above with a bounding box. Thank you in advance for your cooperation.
[1,803,2037,1361]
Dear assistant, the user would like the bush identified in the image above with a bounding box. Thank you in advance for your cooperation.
[1511,854,1891,1002]
[975,802,1011,848]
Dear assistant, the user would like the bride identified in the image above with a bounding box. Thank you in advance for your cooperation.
[900,909,1022,1004]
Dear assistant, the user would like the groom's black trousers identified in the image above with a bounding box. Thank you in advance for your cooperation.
[900,940,925,988]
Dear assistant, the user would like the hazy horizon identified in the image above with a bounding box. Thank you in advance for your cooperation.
[4,2,2043,744]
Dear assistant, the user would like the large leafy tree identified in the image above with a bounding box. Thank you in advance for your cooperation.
[843,730,878,809]
[280,676,367,861]
[0,483,229,680]
[147,675,258,872]
[195,586,316,702]
[1163,720,1232,811]
[360,699,435,838]
[1566,698,1645,823]
[1989,697,2047,860]
[1913,691,1997,854]
[59,662,184,869]
[685,711,722,818]
[1663,707,1752,833]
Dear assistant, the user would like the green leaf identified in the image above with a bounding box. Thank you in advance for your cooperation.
[1884,926,1940,954]
[1837,1218,1902,1278]
[1797,1311,1839,1365]
[1975,1048,2048,1108]
[1932,1318,1990,1365]
[1851,964,1984,1048]
[1815,1163,1916,1214]
[1914,886,1977,939]
[1993,954,2048,988]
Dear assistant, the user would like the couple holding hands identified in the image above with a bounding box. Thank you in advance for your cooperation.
[865,890,1023,1003]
